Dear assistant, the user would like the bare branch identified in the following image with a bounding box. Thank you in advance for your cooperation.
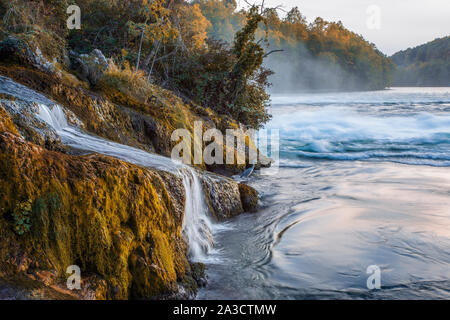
[153,50,176,62]
[243,0,257,9]
[263,49,284,58]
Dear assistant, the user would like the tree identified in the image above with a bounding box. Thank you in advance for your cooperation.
[175,3,211,50]
[227,5,272,127]
[285,7,306,25]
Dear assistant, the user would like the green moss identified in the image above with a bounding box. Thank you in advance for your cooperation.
[12,199,32,235]
[0,133,190,299]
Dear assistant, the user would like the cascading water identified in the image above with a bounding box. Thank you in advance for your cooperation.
[180,169,214,260]
[0,75,214,262]
[37,103,68,131]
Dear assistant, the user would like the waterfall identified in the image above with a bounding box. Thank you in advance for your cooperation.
[0,76,215,262]
[37,103,68,130]
[180,168,214,260]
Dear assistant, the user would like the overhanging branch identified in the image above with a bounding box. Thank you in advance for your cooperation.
[263,49,284,58]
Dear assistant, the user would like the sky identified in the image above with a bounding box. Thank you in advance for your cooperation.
[238,0,450,55]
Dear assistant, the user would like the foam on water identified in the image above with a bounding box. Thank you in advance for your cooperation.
[267,94,450,166]
[269,107,450,142]
[270,87,450,106]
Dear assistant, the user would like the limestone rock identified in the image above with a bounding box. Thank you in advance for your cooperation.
[0,36,58,76]
[70,49,109,86]
[0,100,66,152]
[0,125,193,299]
[201,171,244,220]
[238,183,259,213]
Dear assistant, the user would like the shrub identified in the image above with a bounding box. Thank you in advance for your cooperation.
[98,60,155,104]
[167,7,272,129]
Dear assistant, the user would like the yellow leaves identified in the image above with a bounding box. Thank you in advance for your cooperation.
[132,0,178,44]
[140,0,169,21]
[176,3,212,50]
[121,49,129,59]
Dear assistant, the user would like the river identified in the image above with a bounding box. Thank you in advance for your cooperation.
[1,76,449,299]
[198,87,450,299]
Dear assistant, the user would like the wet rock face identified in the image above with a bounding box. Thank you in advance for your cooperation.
[190,262,207,288]
[0,69,157,154]
[0,117,195,299]
[0,105,19,135]
[0,100,66,152]
[0,37,58,75]
[238,183,259,213]
[201,171,244,221]
[0,66,270,176]
[70,49,109,86]
[200,171,261,220]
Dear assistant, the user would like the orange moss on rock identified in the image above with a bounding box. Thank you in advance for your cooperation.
[0,126,193,299]
[0,106,18,135]
[0,65,266,174]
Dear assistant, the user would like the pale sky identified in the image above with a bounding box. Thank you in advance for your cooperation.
[239,0,450,55]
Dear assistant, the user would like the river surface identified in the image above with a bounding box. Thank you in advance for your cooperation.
[198,87,450,299]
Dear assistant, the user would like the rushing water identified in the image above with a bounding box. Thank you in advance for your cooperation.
[0,76,214,262]
[198,87,450,300]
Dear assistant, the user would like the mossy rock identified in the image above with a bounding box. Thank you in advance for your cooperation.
[238,183,259,213]
[0,106,19,135]
[0,65,268,175]
[0,131,191,299]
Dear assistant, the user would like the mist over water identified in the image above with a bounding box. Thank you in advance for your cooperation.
[264,44,362,93]
[199,87,450,300]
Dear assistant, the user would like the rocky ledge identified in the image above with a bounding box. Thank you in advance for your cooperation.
[0,39,261,300]
[0,96,258,299]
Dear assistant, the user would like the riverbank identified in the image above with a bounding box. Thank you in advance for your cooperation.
[0,40,262,299]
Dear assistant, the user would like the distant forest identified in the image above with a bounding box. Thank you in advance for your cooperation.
[391,36,450,87]
[199,1,394,92]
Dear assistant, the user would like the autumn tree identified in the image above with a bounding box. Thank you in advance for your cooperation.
[226,5,272,127]
[167,4,273,128]
[174,3,211,50]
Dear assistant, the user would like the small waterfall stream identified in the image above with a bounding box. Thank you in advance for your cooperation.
[180,169,214,260]
[0,76,215,262]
